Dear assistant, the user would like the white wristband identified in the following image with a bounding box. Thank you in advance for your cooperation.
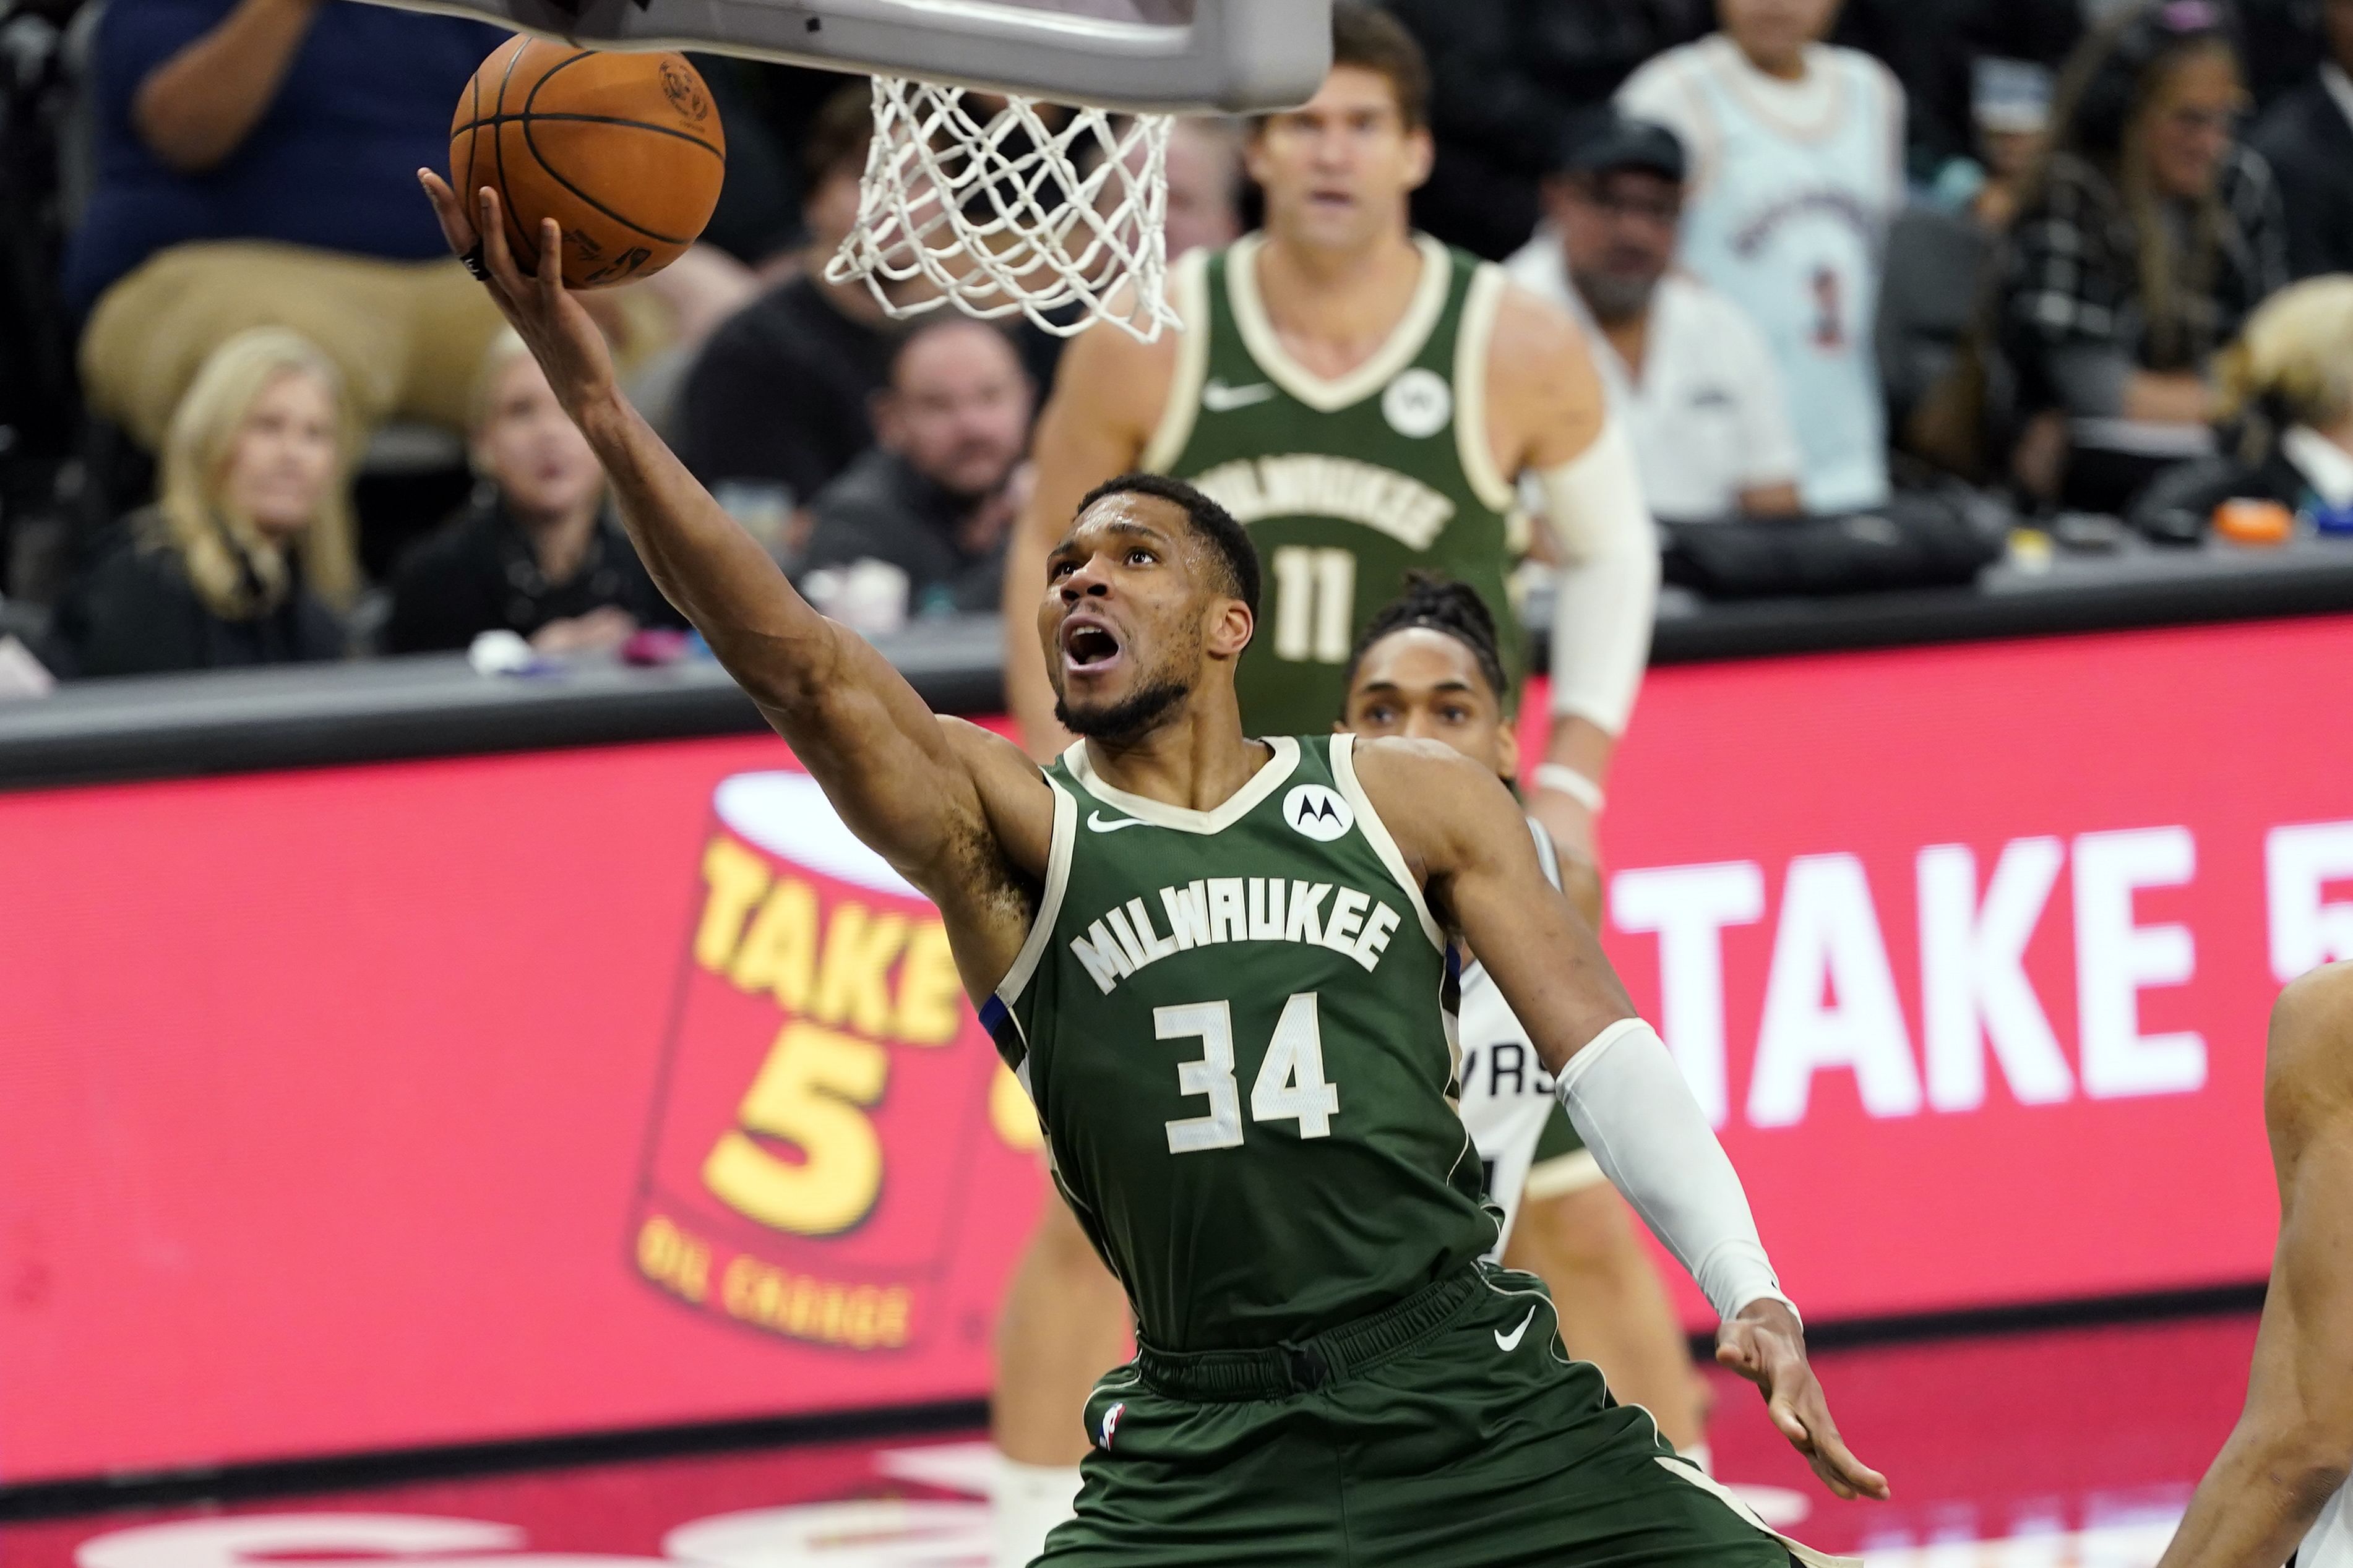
[1533,764,1606,813]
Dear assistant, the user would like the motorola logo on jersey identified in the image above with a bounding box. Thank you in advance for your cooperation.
[1382,367,1453,439]
[1284,784,1354,842]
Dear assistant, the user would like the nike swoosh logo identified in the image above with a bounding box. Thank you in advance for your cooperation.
[1202,380,1276,412]
[1494,1306,1536,1353]
[1088,812,1150,833]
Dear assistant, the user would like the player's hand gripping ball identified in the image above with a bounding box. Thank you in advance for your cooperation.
[450,39,725,290]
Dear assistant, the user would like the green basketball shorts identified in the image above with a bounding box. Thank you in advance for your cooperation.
[1039,1262,1845,1568]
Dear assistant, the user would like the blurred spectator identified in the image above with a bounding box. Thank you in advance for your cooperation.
[2249,0,2353,279]
[1379,0,1713,259]
[384,333,682,656]
[673,84,893,551]
[1996,1,2286,455]
[43,327,355,677]
[2130,275,2353,538]
[66,0,509,448]
[1831,0,2080,189]
[1878,59,2054,435]
[798,316,1034,621]
[1619,0,1906,513]
[1505,113,1801,521]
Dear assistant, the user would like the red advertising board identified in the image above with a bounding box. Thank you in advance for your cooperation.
[2,616,2342,1484]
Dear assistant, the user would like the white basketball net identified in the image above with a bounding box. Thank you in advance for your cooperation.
[824,77,1178,342]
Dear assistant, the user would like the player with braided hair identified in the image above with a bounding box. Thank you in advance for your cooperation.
[1340,575,1706,1467]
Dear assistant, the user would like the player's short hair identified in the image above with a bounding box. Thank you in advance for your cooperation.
[1329,4,1431,132]
[1343,572,1511,713]
[1075,472,1261,622]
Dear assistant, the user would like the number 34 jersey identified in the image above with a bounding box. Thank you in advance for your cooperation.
[986,734,1498,1354]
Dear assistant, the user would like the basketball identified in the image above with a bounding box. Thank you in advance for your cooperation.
[449,38,725,290]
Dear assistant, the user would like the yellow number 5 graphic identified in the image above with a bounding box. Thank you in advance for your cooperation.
[703,1021,887,1235]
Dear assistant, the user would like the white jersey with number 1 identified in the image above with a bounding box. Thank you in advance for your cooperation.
[1619,34,1904,514]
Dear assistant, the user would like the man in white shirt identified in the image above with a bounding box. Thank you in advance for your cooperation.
[1617,0,1906,513]
[1505,113,1802,522]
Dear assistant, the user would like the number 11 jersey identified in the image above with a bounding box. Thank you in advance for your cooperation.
[1143,234,1526,738]
[984,734,1497,1354]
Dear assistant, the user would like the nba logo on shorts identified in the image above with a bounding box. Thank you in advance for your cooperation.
[1098,1401,1127,1449]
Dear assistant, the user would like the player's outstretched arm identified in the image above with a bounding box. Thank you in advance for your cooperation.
[420,176,1049,932]
[2158,967,2353,1568]
[1356,736,1888,1503]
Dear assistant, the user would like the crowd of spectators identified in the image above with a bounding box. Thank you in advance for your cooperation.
[1,0,2351,686]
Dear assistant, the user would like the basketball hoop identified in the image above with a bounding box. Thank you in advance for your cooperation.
[824,78,1180,343]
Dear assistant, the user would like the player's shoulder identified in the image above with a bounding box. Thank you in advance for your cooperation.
[937,715,1054,797]
[1054,266,1190,382]
[1482,270,1595,400]
[1348,733,1491,792]
[1347,735,1515,829]
[2269,962,2353,1105]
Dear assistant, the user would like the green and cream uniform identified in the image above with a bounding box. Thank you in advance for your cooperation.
[1147,230,1592,1245]
[1142,233,1527,739]
[986,734,1812,1567]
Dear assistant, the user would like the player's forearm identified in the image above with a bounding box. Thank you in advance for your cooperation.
[2158,1421,2347,1568]
[1540,421,1659,739]
[575,392,837,709]
[1555,1019,1793,1323]
[133,0,320,171]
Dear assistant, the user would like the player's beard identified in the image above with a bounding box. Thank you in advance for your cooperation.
[1056,674,1191,743]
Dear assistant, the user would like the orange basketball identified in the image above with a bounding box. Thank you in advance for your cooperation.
[450,38,725,290]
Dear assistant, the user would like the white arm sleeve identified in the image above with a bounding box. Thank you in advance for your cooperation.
[1554,1017,1798,1324]
[1538,418,1661,736]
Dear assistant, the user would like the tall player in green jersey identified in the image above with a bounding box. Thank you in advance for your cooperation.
[423,116,1883,1568]
[991,13,1679,1553]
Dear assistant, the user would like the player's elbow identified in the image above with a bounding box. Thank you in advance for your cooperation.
[2245,1415,2353,1509]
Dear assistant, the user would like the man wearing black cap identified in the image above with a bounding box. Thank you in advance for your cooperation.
[1506,111,1804,523]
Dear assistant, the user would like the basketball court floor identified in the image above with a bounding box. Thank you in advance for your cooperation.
[1,1305,2258,1568]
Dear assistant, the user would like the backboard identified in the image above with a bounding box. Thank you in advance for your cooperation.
[356,0,1331,114]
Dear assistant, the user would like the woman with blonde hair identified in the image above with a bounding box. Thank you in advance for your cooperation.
[46,327,359,677]
[2130,275,2353,539]
[1978,0,2287,506]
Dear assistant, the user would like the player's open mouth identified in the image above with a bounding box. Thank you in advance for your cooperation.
[1061,617,1123,675]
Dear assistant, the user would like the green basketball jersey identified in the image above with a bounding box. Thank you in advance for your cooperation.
[1142,233,1527,737]
[984,734,1497,1353]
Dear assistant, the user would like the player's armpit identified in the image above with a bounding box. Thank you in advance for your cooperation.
[1351,737,1634,1076]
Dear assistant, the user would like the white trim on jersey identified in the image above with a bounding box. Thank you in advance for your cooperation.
[1138,246,1213,472]
[1326,732,1447,954]
[1450,262,1519,515]
[1222,231,1455,412]
[1060,734,1300,834]
[994,773,1078,1008]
